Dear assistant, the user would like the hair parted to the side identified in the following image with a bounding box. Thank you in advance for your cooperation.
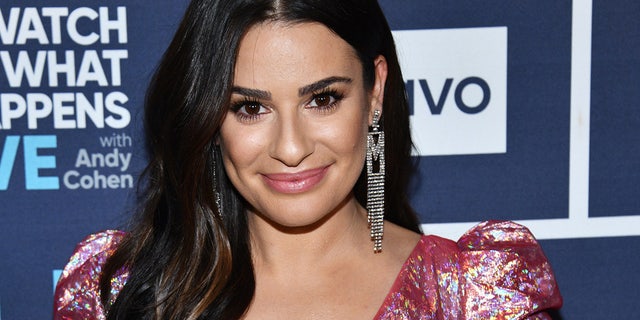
[99,0,420,319]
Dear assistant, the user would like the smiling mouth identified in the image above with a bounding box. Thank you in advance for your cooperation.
[261,166,330,194]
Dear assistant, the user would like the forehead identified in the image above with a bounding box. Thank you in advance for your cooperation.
[233,22,362,88]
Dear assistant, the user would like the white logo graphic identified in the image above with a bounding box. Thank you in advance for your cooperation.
[404,1,640,241]
[393,27,508,156]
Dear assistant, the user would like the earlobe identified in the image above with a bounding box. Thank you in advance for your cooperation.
[369,55,388,125]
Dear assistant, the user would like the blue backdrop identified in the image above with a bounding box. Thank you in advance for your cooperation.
[1,0,638,318]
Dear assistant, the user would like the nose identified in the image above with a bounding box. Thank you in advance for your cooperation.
[269,112,313,167]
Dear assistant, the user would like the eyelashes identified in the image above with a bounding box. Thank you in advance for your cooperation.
[230,98,267,122]
[307,88,343,113]
[230,88,344,122]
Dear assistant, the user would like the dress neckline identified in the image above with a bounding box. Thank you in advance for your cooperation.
[372,235,432,319]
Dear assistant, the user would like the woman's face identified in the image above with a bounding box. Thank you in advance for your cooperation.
[219,22,386,228]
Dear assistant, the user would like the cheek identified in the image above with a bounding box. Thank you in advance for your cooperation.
[218,122,266,177]
[317,110,369,156]
[345,122,367,154]
[342,99,371,153]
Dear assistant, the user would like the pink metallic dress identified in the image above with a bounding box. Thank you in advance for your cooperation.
[54,220,562,319]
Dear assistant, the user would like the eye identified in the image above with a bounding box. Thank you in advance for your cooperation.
[231,100,270,122]
[239,102,265,115]
[308,89,343,110]
[309,93,336,108]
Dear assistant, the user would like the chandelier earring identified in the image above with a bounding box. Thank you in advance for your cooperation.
[367,109,385,253]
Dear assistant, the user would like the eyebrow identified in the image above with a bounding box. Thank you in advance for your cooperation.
[298,76,352,96]
[231,76,353,100]
[231,87,271,100]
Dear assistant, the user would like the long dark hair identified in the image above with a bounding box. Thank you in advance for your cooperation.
[100,0,420,318]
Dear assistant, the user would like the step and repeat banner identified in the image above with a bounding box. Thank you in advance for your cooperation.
[1,0,638,318]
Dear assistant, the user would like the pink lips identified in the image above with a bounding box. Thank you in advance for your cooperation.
[262,166,330,194]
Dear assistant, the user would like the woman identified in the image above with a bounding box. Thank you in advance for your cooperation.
[54,0,562,319]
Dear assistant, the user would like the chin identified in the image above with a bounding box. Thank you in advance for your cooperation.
[252,200,343,231]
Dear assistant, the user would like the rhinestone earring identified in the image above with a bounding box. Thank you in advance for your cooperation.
[212,156,223,217]
[367,110,385,253]
[215,190,222,217]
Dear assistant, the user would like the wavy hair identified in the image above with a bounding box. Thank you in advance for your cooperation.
[100,0,420,318]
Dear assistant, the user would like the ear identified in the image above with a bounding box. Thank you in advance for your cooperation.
[369,55,388,125]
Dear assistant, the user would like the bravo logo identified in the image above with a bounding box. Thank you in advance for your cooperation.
[393,27,507,156]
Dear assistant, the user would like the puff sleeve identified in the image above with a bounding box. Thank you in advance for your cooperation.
[53,230,128,320]
[456,220,562,319]
[375,220,562,319]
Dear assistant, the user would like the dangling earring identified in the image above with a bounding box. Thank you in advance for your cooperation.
[215,189,223,217]
[212,157,223,217]
[367,109,385,253]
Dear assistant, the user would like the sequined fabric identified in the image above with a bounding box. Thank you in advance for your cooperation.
[54,230,128,320]
[53,221,561,319]
[374,220,562,319]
